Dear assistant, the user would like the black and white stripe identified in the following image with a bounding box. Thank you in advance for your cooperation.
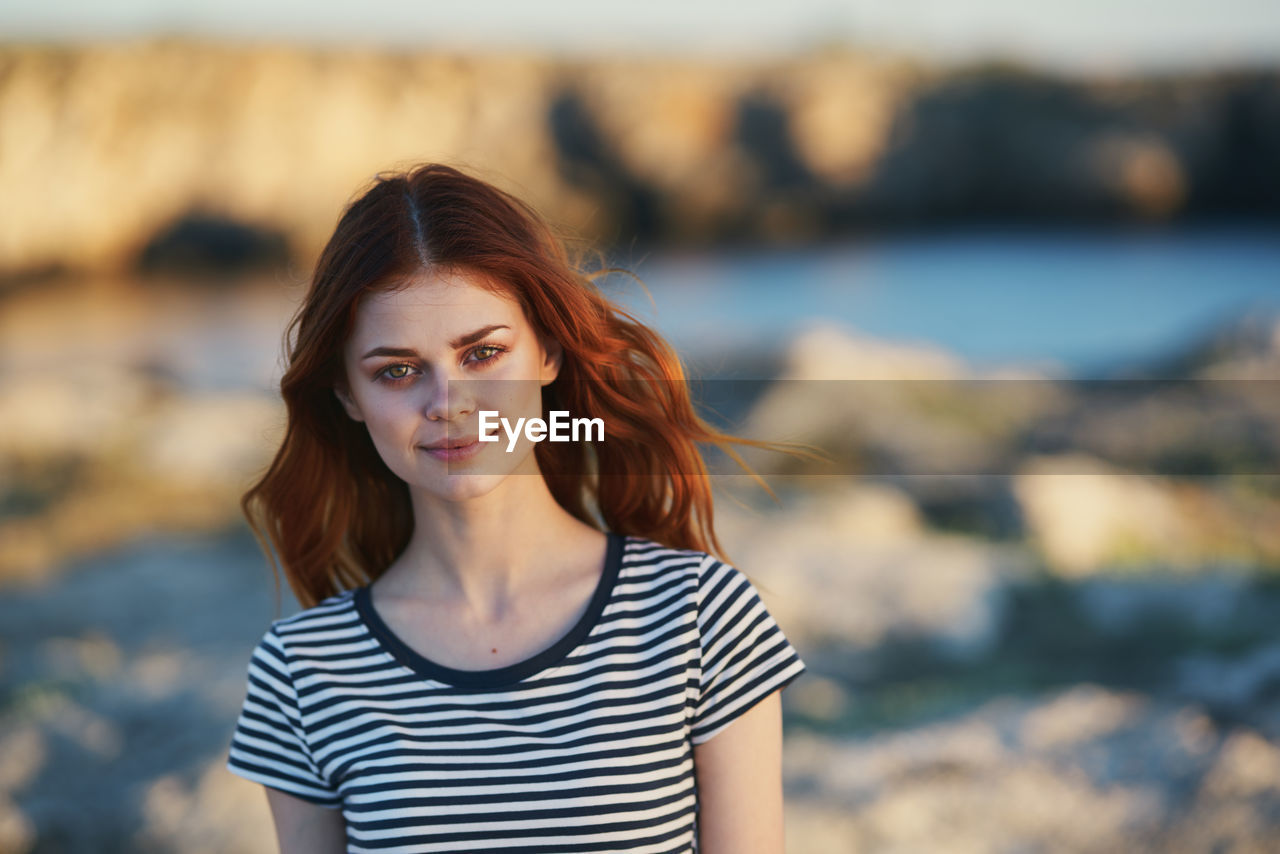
[225,533,806,853]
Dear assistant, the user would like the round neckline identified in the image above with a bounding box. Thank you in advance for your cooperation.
[353,531,625,689]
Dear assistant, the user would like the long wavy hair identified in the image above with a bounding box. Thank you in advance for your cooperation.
[242,162,821,612]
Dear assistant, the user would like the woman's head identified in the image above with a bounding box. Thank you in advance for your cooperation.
[333,264,564,504]
[283,164,586,471]
[244,162,817,610]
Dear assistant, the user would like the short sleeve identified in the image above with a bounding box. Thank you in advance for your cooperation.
[225,625,342,808]
[691,557,807,745]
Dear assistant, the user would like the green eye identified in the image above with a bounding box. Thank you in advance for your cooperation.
[377,363,416,383]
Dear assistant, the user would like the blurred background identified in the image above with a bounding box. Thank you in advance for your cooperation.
[2,2,1279,851]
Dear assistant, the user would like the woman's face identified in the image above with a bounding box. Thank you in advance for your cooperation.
[334,267,562,503]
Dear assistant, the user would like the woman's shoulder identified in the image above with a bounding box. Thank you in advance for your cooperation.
[619,534,770,603]
[621,532,702,558]
[260,588,360,642]
[618,534,731,581]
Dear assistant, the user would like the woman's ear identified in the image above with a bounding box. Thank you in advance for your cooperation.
[334,381,365,422]
[539,336,563,386]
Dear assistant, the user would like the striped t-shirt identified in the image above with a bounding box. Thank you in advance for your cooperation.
[225,532,807,853]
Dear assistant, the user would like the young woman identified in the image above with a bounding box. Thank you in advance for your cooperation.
[225,163,810,853]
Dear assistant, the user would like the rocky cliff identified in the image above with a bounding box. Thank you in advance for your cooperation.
[1,38,1277,280]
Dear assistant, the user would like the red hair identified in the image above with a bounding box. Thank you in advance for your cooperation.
[241,163,820,611]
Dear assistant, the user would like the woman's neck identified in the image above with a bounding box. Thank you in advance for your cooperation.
[380,470,604,617]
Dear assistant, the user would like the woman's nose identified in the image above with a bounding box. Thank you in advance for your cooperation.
[423,370,476,422]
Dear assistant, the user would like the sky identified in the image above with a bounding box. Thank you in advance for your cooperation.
[3,0,1279,73]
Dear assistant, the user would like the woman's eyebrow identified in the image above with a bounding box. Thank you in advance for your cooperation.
[360,325,511,360]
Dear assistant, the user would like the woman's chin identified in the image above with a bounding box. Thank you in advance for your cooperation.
[413,472,511,503]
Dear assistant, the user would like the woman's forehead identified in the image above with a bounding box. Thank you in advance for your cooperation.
[350,272,523,338]
[371,267,512,306]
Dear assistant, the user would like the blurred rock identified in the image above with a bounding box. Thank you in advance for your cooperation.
[1,41,1277,279]
[715,479,1033,657]
[0,527,286,852]
[1,488,1278,850]
[737,321,1070,479]
[0,276,298,583]
[1076,571,1255,634]
[731,320,1280,574]
[0,795,35,854]
[1148,311,1280,381]
[1014,455,1189,575]
[0,725,43,790]
[770,53,910,189]
[785,674,852,725]
[1014,454,1280,574]
[136,758,276,854]
[560,56,752,242]
[785,685,1280,853]
[0,382,282,585]
[1176,642,1280,713]
[138,211,291,276]
[1019,684,1143,751]
[0,40,561,278]
[1090,132,1187,218]
[0,363,153,462]
[130,393,283,486]
[1199,730,1280,799]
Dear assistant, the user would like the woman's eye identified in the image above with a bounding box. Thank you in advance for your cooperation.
[377,345,505,383]
[379,364,415,382]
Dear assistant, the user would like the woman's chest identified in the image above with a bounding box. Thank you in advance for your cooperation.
[324,666,697,831]
[329,659,694,762]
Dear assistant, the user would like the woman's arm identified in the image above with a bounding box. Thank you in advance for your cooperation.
[692,689,785,854]
[264,787,348,854]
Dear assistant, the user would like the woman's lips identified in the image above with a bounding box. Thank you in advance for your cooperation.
[421,439,484,462]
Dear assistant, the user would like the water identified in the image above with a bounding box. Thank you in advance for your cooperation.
[609,225,1280,378]
[5,226,1274,393]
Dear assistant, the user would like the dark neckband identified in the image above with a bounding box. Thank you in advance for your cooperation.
[353,531,625,690]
